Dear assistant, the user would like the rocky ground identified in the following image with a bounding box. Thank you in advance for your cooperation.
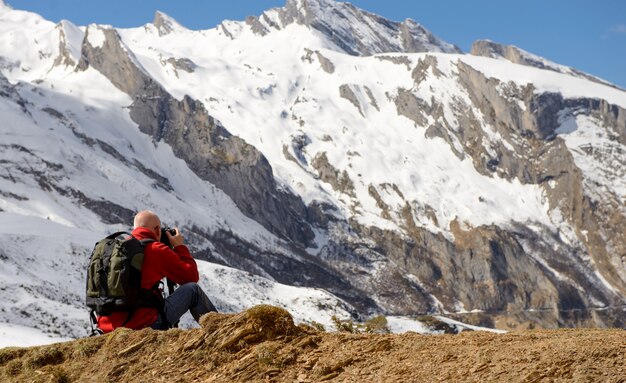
[1,306,624,382]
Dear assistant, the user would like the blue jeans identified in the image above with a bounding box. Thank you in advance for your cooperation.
[151,282,217,330]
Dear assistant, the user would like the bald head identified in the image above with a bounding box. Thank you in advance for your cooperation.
[133,211,161,239]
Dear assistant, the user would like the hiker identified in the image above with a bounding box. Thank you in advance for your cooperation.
[96,210,217,332]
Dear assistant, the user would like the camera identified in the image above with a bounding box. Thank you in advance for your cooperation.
[160,225,177,248]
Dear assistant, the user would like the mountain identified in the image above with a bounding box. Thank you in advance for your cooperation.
[0,0,625,344]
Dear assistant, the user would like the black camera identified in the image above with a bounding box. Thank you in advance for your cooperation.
[160,226,177,248]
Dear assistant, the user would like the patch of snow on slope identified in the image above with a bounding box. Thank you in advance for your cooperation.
[385,316,434,334]
[0,323,72,348]
[0,213,103,340]
[0,5,58,81]
[195,261,354,330]
[434,316,507,334]
[556,113,626,207]
[86,24,106,48]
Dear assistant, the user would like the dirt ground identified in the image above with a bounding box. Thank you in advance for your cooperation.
[1,305,625,382]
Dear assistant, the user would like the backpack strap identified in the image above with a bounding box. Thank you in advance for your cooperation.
[106,231,129,239]
[88,309,104,336]
[119,237,162,328]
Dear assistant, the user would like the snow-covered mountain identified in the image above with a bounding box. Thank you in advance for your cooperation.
[1,0,625,344]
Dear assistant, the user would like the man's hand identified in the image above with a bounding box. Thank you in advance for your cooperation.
[166,228,184,247]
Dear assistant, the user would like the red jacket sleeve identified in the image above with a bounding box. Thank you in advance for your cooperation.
[144,242,199,286]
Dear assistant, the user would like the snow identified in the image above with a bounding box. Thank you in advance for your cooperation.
[556,114,626,206]
[0,323,72,348]
[86,25,106,48]
[195,261,354,330]
[385,315,507,334]
[0,7,57,81]
[386,316,435,334]
[434,316,508,334]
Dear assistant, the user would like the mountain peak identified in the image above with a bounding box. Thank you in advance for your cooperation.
[284,0,339,16]
[153,10,184,36]
[52,20,82,68]
[0,0,12,12]
[248,0,460,56]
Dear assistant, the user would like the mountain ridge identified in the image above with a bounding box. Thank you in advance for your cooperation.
[238,0,461,55]
[470,39,622,90]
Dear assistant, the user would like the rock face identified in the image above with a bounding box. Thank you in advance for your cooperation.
[76,26,314,247]
[52,22,77,68]
[454,62,626,300]
[471,40,553,69]
[244,0,462,55]
[152,11,181,36]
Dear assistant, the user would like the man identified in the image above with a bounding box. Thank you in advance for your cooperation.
[97,210,217,332]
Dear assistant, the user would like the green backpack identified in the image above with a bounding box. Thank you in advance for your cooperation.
[86,232,163,317]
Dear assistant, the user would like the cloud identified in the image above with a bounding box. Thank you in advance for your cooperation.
[612,25,626,33]
[602,24,626,39]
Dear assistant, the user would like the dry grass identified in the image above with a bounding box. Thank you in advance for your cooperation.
[1,305,624,382]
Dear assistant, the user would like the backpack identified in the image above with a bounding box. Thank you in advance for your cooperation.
[85,232,163,317]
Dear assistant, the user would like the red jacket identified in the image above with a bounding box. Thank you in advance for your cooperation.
[97,227,199,332]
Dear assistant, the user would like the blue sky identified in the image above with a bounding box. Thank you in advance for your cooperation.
[5,0,626,88]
